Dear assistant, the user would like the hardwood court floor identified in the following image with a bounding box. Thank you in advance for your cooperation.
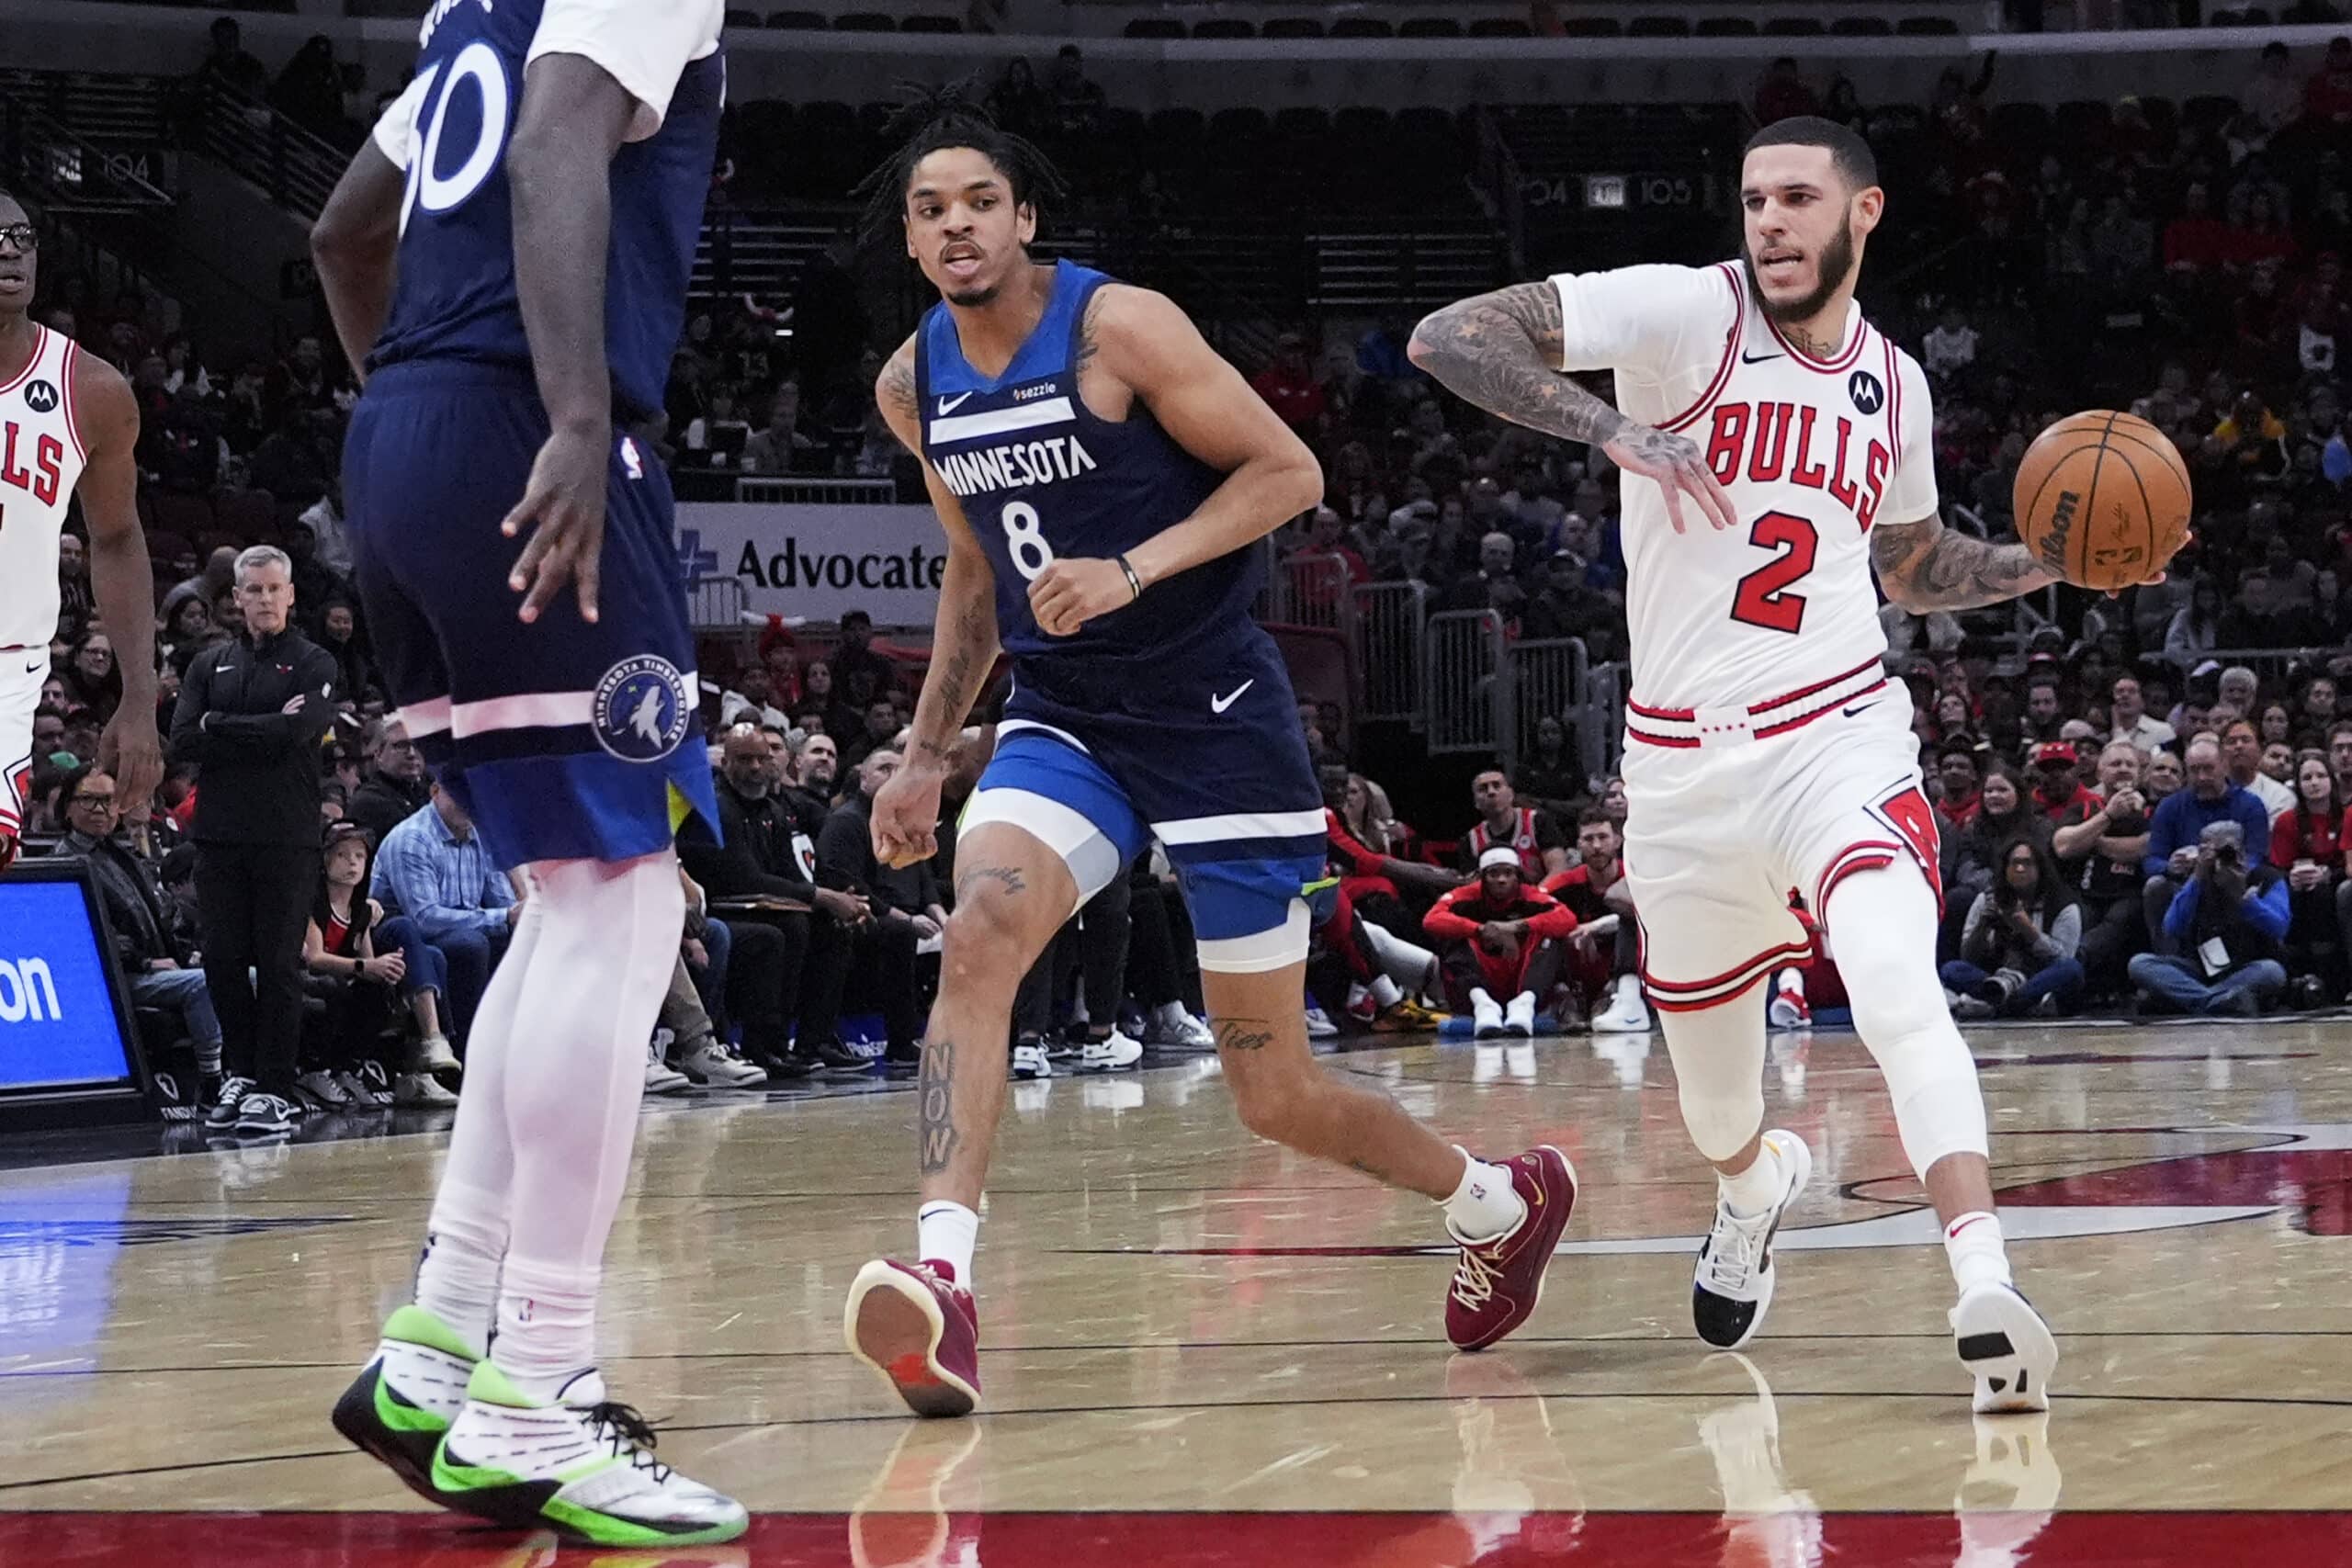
[4,1020,2350,1565]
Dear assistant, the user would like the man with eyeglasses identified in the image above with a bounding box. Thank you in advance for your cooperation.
[0,192,164,876]
[347,716,432,842]
[56,761,224,1099]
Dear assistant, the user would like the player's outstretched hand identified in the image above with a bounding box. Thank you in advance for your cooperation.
[97,705,164,823]
[1029,558,1134,637]
[503,423,610,625]
[1601,423,1737,535]
[872,761,945,869]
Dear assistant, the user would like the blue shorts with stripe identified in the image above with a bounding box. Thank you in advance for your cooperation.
[966,626,1324,973]
[342,362,718,870]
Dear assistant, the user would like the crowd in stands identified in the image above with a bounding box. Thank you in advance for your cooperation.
[27,31,2352,1139]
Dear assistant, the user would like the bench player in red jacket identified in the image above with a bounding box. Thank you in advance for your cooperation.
[1424,848,1582,1037]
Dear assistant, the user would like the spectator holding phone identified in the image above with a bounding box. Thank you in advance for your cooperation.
[1943,837,2086,1019]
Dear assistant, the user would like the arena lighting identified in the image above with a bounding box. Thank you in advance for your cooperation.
[1585,175,1627,209]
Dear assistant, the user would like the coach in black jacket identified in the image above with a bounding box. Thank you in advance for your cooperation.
[168,545,338,1116]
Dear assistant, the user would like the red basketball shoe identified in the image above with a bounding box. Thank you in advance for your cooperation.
[845,1258,981,1417]
[1444,1145,1577,1351]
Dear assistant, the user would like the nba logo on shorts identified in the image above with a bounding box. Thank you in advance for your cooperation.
[593,655,691,762]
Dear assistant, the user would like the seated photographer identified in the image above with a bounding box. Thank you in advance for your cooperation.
[2052,739,2153,1000]
[2141,738,2274,956]
[57,764,224,1095]
[1941,837,2086,1020]
[1422,848,1580,1039]
[2128,821,2290,1017]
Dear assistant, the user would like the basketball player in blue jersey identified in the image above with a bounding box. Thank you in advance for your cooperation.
[307,0,743,1542]
[841,105,1580,1417]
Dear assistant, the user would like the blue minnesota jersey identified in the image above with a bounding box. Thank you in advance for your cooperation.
[916,260,1258,664]
[368,0,723,421]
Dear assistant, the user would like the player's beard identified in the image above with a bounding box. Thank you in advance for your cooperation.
[1744,205,1859,326]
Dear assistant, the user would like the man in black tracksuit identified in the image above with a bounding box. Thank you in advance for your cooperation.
[169,547,338,1123]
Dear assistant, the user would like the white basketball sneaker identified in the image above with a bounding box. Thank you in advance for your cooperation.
[680,1042,767,1089]
[1502,991,1537,1038]
[1951,1280,2058,1415]
[1470,987,1506,1040]
[1303,998,1339,1039]
[430,1363,748,1544]
[645,1035,691,1096]
[1011,1042,1052,1079]
[1591,975,1652,1033]
[1078,1028,1143,1072]
[1766,967,1812,1031]
[1143,1002,1216,1052]
[1691,1130,1813,1349]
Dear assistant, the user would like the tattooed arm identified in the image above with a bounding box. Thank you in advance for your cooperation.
[870,340,1002,866]
[1408,282,1737,534]
[1870,512,2059,612]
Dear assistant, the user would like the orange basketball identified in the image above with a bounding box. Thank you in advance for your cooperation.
[2012,411,2193,592]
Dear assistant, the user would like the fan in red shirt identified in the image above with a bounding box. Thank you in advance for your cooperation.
[2030,742,2102,822]
[1248,331,1328,440]
[1316,763,1456,1031]
[1423,848,1579,1038]
[1935,740,1984,835]
[2272,752,2351,997]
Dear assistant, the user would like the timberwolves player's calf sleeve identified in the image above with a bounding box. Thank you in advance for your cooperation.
[1823,867,1991,1179]
[1657,1000,1770,1164]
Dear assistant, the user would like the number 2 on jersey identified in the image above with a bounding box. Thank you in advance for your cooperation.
[1001,501,1056,581]
[1729,510,1817,635]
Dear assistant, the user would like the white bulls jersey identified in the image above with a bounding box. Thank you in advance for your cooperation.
[0,325,88,651]
[1551,262,1934,718]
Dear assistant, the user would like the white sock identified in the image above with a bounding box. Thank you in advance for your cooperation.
[1719,1139,1785,1217]
[1440,1147,1525,1240]
[1944,1210,2013,1292]
[413,1179,503,1356]
[918,1200,980,1286]
[1369,973,1403,1009]
[481,854,682,1404]
[492,1254,599,1403]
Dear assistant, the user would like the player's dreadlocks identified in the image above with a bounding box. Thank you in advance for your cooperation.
[854,84,1069,248]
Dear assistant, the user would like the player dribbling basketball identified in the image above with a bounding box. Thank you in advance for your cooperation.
[1414,116,2178,1412]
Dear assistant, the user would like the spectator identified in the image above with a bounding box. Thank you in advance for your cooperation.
[2129,822,2290,1015]
[1935,739,1984,833]
[1753,57,1819,127]
[1923,303,1980,382]
[984,56,1049,140]
[1046,43,1106,138]
[741,381,811,475]
[2165,581,2224,668]
[192,15,267,99]
[2248,40,2301,136]
[370,784,515,1052]
[2145,747,2187,808]
[2222,719,2297,821]
[1943,837,2086,1020]
[828,610,894,711]
[2272,753,2352,1000]
[61,633,120,720]
[719,661,790,731]
[269,35,348,141]
[1513,716,1583,815]
[303,821,456,1109]
[2109,675,2176,752]
[2164,183,2235,276]
[2054,739,2154,999]
[2030,741,2101,821]
[2018,676,2066,750]
[347,719,432,842]
[1340,772,1418,861]
[1424,848,1578,1036]
[1542,807,1643,1031]
[2143,737,2276,954]
[160,594,217,671]
[2263,741,2298,785]
[168,545,339,1136]
[1440,531,1528,616]
[1521,548,1620,653]
[59,764,224,1094]
[2303,676,2340,735]
[815,749,932,1067]
[1461,767,1568,879]
[839,695,903,777]
[1250,333,1328,440]
[55,533,94,624]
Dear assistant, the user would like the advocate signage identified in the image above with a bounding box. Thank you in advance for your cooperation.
[678,502,947,626]
[0,863,146,1111]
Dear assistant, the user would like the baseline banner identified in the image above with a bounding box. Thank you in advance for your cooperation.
[677,503,947,626]
[0,870,140,1096]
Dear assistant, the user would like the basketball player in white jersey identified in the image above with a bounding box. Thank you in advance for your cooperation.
[1414,118,2173,1414]
[0,192,162,868]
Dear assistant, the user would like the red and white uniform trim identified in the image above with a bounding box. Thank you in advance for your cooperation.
[1624,655,1888,750]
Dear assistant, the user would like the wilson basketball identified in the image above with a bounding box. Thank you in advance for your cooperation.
[2012,411,2193,592]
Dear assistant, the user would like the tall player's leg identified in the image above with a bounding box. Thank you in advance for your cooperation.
[0,654,43,872]
[844,734,1103,1418]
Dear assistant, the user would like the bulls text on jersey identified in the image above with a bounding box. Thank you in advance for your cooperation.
[0,423,62,507]
[1702,400,1891,532]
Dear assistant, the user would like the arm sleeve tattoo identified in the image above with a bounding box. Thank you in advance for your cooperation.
[1870,514,2055,612]
[1407,283,1631,448]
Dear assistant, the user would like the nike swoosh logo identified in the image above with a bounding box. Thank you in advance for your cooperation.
[1741,351,1783,364]
[1210,679,1255,714]
[22,659,40,676]
[1842,700,1882,717]
[935,393,973,415]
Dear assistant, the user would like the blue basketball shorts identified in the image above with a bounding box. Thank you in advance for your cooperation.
[963,629,1325,974]
[342,362,718,870]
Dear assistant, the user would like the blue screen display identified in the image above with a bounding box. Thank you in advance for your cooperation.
[0,879,134,1091]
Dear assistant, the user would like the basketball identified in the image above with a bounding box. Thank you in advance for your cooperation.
[2012,411,2193,592]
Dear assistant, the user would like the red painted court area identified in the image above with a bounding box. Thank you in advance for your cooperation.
[8,1510,2348,1566]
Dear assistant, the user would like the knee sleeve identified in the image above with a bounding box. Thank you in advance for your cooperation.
[1824,864,1989,1177]
[1658,1000,1767,1163]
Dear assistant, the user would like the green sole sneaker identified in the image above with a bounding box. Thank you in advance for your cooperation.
[329,1304,478,1506]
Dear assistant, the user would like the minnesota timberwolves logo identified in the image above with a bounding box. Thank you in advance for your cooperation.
[592,655,690,762]
[22,379,58,414]
[1848,370,1885,415]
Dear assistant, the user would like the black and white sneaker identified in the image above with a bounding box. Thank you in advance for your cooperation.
[233,1092,302,1136]
[204,1075,258,1131]
[1692,1129,1813,1349]
[1951,1280,2058,1414]
[353,1059,399,1107]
